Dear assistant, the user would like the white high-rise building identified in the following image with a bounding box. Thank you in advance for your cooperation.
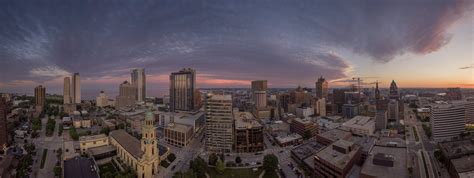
[63,77,71,104]
[72,73,81,104]
[96,91,109,107]
[205,93,234,153]
[131,68,146,102]
[430,103,466,142]
[388,99,399,122]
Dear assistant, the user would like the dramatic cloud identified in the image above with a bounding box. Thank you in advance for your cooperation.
[0,0,472,96]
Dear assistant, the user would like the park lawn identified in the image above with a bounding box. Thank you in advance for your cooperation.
[207,168,263,178]
[262,170,278,178]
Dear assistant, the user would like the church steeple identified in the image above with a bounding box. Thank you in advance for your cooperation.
[141,112,158,161]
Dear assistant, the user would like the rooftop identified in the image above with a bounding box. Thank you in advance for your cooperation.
[64,157,99,178]
[109,130,144,159]
[291,140,326,160]
[79,134,107,142]
[275,133,302,143]
[165,123,193,133]
[234,112,262,129]
[317,129,352,143]
[314,140,359,170]
[360,145,408,178]
[342,116,375,129]
[439,139,474,159]
[88,145,117,156]
[451,154,474,173]
[293,117,314,124]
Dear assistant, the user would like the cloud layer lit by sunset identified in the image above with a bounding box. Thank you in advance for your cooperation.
[0,0,473,98]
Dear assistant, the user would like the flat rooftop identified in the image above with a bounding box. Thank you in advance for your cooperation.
[293,117,313,124]
[315,140,359,170]
[291,140,326,160]
[439,139,474,159]
[88,145,116,156]
[234,112,262,129]
[451,154,474,173]
[64,157,99,178]
[317,129,351,143]
[165,123,193,133]
[342,116,374,129]
[360,145,408,178]
[79,134,107,142]
[275,133,302,143]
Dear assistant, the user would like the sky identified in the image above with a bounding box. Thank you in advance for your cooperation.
[0,0,473,98]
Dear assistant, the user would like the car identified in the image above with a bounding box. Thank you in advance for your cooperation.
[279,150,284,153]
[171,165,176,170]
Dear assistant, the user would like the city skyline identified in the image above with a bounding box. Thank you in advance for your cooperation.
[0,0,473,96]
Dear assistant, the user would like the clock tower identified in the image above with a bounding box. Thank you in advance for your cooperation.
[138,111,160,178]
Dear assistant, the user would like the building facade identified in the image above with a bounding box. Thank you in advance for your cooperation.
[389,80,399,100]
[79,134,109,154]
[109,112,160,178]
[96,91,109,107]
[388,99,399,122]
[72,73,81,104]
[116,81,137,108]
[205,94,234,153]
[314,140,361,178]
[430,104,466,142]
[131,68,146,102]
[234,112,264,153]
[290,118,318,138]
[170,68,196,112]
[251,80,268,109]
[315,76,328,100]
[34,85,46,109]
[163,123,193,148]
[0,98,7,148]
[64,77,71,104]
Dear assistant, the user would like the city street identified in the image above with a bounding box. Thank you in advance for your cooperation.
[30,116,63,178]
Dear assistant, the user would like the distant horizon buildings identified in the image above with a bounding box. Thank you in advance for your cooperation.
[131,68,146,102]
[96,91,108,107]
[170,68,197,112]
[116,81,136,108]
[72,73,81,104]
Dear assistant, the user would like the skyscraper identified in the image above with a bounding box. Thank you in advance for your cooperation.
[0,98,8,148]
[170,68,196,112]
[63,77,71,104]
[34,85,46,110]
[72,73,81,104]
[96,91,109,107]
[388,99,399,122]
[389,80,399,100]
[251,80,267,109]
[131,68,146,102]
[205,93,233,153]
[116,81,137,108]
[315,76,328,100]
[430,104,466,142]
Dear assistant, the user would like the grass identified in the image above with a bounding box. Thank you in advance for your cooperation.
[99,162,118,177]
[413,126,419,142]
[40,149,48,169]
[263,170,278,178]
[207,168,263,178]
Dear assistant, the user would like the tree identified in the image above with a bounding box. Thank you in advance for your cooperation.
[100,127,111,136]
[235,156,242,164]
[190,156,208,178]
[208,153,218,166]
[219,152,225,163]
[216,158,225,174]
[167,153,177,162]
[263,154,279,173]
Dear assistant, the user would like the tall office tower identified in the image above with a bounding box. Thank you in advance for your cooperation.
[34,85,46,109]
[446,87,462,100]
[389,80,399,100]
[375,110,388,131]
[332,88,350,114]
[430,104,466,142]
[115,81,137,108]
[387,99,399,122]
[170,68,196,112]
[315,76,329,100]
[251,80,268,109]
[315,98,326,116]
[278,93,290,113]
[205,94,234,153]
[0,98,8,148]
[96,91,109,107]
[72,73,81,104]
[63,77,71,104]
[131,68,146,102]
[290,86,306,105]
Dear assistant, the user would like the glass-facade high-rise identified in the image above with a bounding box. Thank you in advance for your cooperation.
[169,68,196,112]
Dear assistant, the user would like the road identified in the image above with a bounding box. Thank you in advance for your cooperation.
[30,115,64,178]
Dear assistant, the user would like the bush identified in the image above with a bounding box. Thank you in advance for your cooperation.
[235,156,242,164]
[69,127,79,141]
[209,153,218,166]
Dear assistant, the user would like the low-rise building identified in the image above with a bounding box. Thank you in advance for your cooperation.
[316,129,352,146]
[360,142,408,178]
[163,123,194,148]
[79,134,109,154]
[290,117,318,138]
[234,111,264,153]
[296,106,314,118]
[313,140,361,178]
[342,116,375,136]
[275,133,303,147]
[73,116,92,128]
[156,111,205,133]
[439,139,474,178]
